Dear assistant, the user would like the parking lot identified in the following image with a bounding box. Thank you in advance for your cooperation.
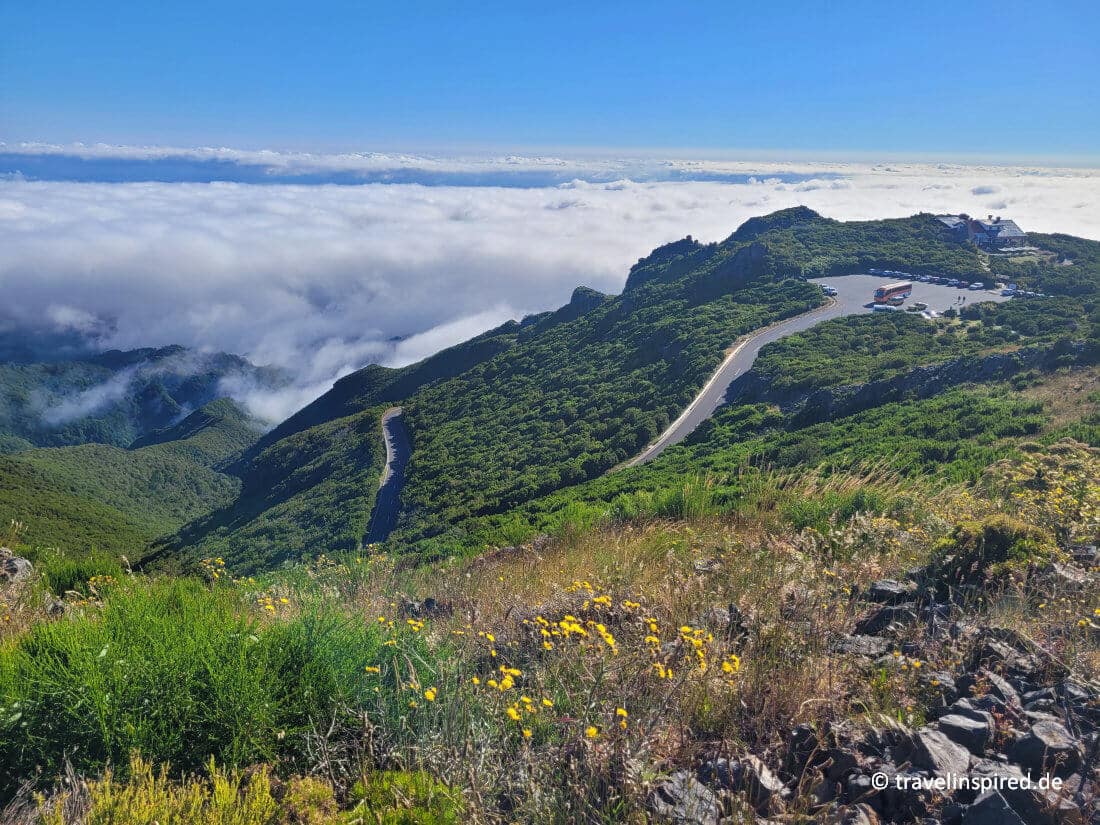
[809,273,1014,316]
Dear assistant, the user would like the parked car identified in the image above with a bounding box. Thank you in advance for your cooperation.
[969,282,984,290]
[948,279,959,286]
[821,285,837,296]
[1001,288,1016,296]
[873,303,900,312]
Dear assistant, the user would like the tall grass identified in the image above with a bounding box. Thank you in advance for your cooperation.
[0,576,424,794]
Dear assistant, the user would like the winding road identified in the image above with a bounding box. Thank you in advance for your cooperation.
[626,274,1012,466]
[362,275,1012,536]
[363,406,411,545]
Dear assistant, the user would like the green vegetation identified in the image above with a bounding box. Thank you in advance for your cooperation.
[0,576,430,789]
[0,400,261,556]
[929,514,1059,590]
[441,385,1054,550]
[172,208,1012,566]
[0,345,281,450]
[157,407,387,572]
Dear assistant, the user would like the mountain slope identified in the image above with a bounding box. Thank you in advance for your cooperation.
[0,342,285,452]
[1,399,263,553]
[161,209,1005,568]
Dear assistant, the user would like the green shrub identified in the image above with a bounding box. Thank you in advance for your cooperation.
[0,578,426,793]
[930,514,1059,592]
[349,771,464,825]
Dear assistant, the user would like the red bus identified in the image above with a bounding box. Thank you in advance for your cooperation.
[873,281,912,304]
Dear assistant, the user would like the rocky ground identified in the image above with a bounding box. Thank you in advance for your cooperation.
[646,544,1099,824]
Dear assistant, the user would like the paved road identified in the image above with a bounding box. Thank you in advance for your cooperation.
[364,406,410,545]
[626,274,1011,466]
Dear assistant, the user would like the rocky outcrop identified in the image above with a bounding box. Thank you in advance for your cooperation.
[0,548,32,584]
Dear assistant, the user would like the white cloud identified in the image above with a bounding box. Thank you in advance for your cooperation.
[1,155,1098,424]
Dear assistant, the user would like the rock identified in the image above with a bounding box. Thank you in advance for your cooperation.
[784,723,821,775]
[832,634,891,658]
[854,603,918,636]
[958,669,1022,712]
[649,770,721,825]
[940,698,995,728]
[1008,719,1082,778]
[962,790,1027,825]
[820,803,880,825]
[908,728,972,776]
[1067,544,1097,567]
[919,670,958,705]
[824,747,860,782]
[866,579,916,604]
[937,713,992,756]
[696,755,786,814]
[0,549,32,584]
[968,759,1084,825]
[1036,561,1092,594]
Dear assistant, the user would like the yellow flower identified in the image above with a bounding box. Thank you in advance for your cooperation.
[585,726,599,739]
[423,687,437,702]
[364,665,380,674]
[506,706,522,722]
[542,698,554,708]
[616,707,628,718]
[522,728,532,738]
[471,676,481,685]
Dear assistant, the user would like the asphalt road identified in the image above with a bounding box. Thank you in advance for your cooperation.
[626,274,1012,466]
[364,406,410,544]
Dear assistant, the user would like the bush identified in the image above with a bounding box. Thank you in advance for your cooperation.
[349,771,464,824]
[0,578,424,793]
[929,514,1058,592]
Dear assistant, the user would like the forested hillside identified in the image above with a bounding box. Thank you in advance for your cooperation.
[159,207,1060,567]
[0,399,263,555]
[0,341,284,452]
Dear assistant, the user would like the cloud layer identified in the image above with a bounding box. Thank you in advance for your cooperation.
[2,150,1098,423]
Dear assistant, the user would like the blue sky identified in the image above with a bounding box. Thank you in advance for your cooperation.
[2,0,1099,159]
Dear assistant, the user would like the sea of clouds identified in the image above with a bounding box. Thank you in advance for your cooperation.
[1,144,1098,424]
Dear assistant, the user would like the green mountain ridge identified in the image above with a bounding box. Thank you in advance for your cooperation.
[5,207,1097,574]
[157,206,1095,570]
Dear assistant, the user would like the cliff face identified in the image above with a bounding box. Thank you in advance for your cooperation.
[724,339,1089,427]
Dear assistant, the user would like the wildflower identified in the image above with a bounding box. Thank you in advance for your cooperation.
[383,639,397,647]
[506,706,522,722]
[541,698,554,708]
[721,654,741,674]
[585,726,599,739]
[279,597,289,605]
[911,660,923,669]
[364,665,380,674]
[616,707,628,718]
[471,676,481,685]
[542,641,554,650]
[523,728,532,738]
[408,701,418,708]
